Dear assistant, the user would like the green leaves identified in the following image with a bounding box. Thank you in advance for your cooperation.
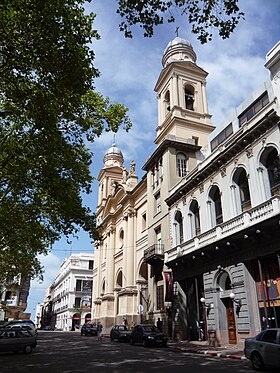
[0,0,131,284]
[117,0,245,44]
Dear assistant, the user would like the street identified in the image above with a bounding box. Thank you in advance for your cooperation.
[0,331,276,373]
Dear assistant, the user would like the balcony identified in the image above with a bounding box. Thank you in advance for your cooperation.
[166,196,280,264]
[143,244,164,264]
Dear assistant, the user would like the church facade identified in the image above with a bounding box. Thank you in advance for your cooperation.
[92,37,280,346]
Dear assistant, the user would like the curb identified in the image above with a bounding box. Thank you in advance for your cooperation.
[169,346,247,360]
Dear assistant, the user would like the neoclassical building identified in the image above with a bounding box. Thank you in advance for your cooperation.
[92,37,280,345]
[165,40,280,345]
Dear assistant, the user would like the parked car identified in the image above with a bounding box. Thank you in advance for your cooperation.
[42,325,54,331]
[130,324,167,347]
[0,328,37,354]
[110,325,132,342]
[2,320,37,334]
[244,328,280,370]
[81,323,97,336]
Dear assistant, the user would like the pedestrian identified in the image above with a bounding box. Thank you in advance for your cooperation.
[156,318,163,332]
[97,321,103,340]
[122,317,127,326]
[131,320,135,330]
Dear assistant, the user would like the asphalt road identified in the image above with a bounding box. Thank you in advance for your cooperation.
[0,331,276,373]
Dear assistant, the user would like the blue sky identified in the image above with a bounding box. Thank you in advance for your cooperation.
[26,0,280,320]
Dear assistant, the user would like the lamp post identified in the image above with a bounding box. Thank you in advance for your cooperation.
[229,292,242,316]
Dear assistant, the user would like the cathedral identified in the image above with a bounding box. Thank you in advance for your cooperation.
[92,37,280,346]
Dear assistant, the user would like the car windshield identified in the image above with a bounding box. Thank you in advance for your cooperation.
[143,325,159,332]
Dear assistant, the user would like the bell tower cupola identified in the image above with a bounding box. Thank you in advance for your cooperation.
[154,36,214,147]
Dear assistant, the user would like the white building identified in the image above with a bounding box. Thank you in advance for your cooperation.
[52,253,94,331]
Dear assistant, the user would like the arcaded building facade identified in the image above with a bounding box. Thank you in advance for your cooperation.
[165,40,280,346]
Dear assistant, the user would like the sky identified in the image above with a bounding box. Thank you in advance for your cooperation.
[26,0,280,320]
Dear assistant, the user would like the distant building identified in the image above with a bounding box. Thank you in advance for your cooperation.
[92,37,280,345]
[0,276,31,321]
[50,253,94,331]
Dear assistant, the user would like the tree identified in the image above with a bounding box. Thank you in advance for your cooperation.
[117,0,244,44]
[0,0,131,284]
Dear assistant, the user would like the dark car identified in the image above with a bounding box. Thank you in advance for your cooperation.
[0,328,37,354]
[130,324,167,347]
[81,323,97,336]
[110,325,132,342]
[244,328,280,370]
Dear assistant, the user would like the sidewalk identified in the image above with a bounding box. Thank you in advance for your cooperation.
[167,340,246,361]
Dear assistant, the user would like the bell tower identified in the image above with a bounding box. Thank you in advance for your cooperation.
[154,37,214,147]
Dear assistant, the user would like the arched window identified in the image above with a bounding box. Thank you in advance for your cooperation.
[209,185,223,225]
[189,200,201,237]
[119,229,124,250]
[260,147,280,197]
[174,210,183,245]
[185,85,194,111]
[116,271,123,289]
[233,167,251,212]
[101,279,106,296]
[164,90,171,113]
[177,153,187,177]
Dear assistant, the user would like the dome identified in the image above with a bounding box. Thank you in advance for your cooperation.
[104,143,123,157]
[103,142,124,167]
[162,36,197,67]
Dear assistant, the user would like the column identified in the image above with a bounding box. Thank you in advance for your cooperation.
[107,226,115,294]
[171,72,179,107]
[126,208,135,288]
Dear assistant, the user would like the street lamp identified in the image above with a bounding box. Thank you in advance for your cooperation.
[200,297,214,317]
[229,292,242,316]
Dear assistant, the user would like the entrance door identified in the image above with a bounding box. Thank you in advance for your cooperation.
[226,299,237,344]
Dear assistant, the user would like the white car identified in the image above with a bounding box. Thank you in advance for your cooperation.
[244,328,280,370]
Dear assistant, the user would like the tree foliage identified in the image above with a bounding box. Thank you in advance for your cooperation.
[117,0,244,43]
[0,0,131,284]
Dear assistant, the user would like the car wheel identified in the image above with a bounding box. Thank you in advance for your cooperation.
[162,341,167,347]
[110,336,114,341]
[130,337,134,345]
[143,339,147,347]
[251,352,265,371]
[23,345,33,354]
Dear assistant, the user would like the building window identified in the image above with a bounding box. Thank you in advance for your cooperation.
[238,92,269,127]
[177,153,187,177]
[267,148,280,195]
[89,260,94,270]
[74,297,81,308]
[233,167,251,212]
[185,85,194,110]
[165,90,171,113]
[142,212,147,231]
[174,210,183,245]
[76,279,82,292]
[209,185,223,225]
[260,146,280,198]
[155,226,162,249]
[189,200,201,237]
[155,273,164,311]
[155,192,161,214]
[119,228,124,249]
[210,123,233,151]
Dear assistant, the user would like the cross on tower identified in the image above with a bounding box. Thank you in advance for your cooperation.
[175,27,179,37]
